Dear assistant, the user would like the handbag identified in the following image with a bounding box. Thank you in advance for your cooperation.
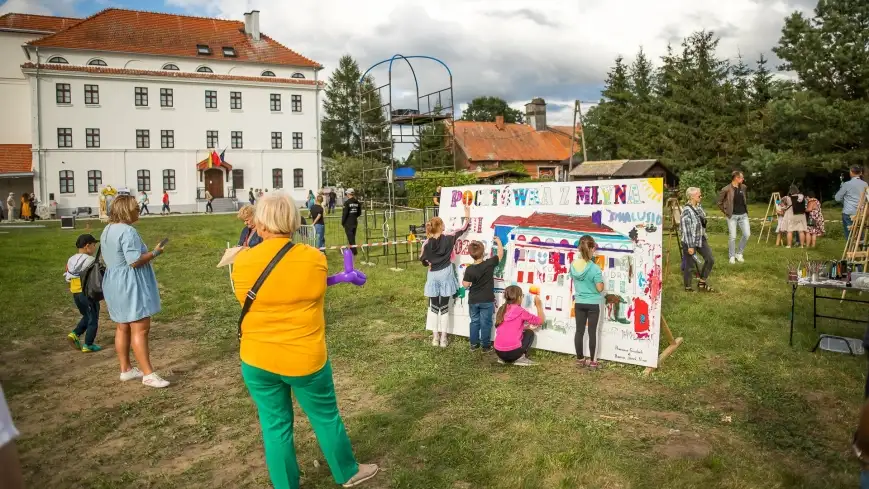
[237,241,295,340]
[81,245,106,302]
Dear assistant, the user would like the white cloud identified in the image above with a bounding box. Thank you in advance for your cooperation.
[0,0,83,16]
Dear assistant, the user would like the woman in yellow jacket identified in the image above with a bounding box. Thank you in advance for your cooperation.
[232,192,378,489]
[19,193,31,221]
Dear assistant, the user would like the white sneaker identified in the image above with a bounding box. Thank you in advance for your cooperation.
[431,332,439,346]
[736,254,744,263]
[513,356,537,366]
[439,333,449,348]
[142,372,170,388]
[729,257,736,265]
[119,367,143,382]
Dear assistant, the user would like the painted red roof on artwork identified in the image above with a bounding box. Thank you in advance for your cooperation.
[491,215,527,228]
[27,8,321,68]
[514,212,618,235]
[0,144,32,174]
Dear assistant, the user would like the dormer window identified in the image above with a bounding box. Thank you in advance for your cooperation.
[196,44,211,55]
[261,70,276,77]
[162,63,179,71]
[291,73,305,79]
[197,66,213,73]
[222,47,236,57]
[87,59,107,66]
[48,56,68,64]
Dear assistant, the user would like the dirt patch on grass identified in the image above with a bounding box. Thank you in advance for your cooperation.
[654,433,712,459]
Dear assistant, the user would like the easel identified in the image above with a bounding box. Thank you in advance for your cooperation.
[643,317,683,376]
[757,192,782,243]
[664,197,682,277]
[843,187,869,270]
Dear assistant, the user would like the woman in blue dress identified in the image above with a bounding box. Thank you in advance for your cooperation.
[100,195,170,388]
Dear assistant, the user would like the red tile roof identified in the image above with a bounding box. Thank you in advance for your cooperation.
[453,121,575,163]
[21,63,324,87]
[0,13,81,33]
[514,212,618,235]
[28,8,321,68]
[0,145,32,175]
[491,215,527,228]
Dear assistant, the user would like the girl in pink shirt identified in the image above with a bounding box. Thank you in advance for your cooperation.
[494,285,544,366]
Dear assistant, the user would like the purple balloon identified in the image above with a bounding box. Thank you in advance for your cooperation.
[326,248,367,287]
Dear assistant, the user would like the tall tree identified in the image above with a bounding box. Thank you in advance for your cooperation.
[461,96,524,124]
[321,55,387,158]
[750,53,774,110]
[630,48,654,104]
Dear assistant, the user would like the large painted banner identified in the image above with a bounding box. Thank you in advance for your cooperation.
[432,178,664,368]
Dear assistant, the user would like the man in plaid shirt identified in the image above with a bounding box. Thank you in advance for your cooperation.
[680,187,716,292]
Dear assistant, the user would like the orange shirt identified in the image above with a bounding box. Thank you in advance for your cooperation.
[232,238,327,377]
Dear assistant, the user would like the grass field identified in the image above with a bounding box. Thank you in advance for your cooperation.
[0,202,864,489]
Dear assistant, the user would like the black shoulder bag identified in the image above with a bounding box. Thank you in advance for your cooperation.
[81,245,106,302]
[237,241,295,340]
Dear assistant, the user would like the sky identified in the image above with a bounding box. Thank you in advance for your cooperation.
[2,0,816,126]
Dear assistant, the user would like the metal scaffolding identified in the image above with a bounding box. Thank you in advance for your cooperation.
[358,54,457,268]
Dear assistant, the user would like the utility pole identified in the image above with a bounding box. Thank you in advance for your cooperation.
[577,101,588,164]
[568,100,579,179]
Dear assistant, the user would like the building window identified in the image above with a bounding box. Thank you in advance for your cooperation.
[291,73,305,79]
[162,63,179,71]
[262,70,276,77]
[205,90,217,109]
[231,131,243,149]
[293,169,303,188]
[84,84,99,105]
[57,128,72,148]
[56,83,70,104]
[59,170,74,193]
[197,66,213,73]
[160,88,173,107]
[86,128,100,148]
[292,132,303,149]
[271,131,282,149]
[196,45,211,55]
[48,56,68,64]
[162,169,176,191]
[206,130,218,148]
[136,129,150,148]
[230,91,242,109]
[137,170,151,192]
[135,87,148,106]
[232,169,244,189]
[272,169,283,189]
[270,93,281,112]
[161,130,174,149]
[87,170,102,193]
[87,58,107,66]
[222,47,236,57]
[291,94,302,112]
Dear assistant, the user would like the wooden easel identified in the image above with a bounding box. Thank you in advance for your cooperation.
[757,192,782,243]
[664,197,682,277]
[643,317,683,376]
[843,187,869,270]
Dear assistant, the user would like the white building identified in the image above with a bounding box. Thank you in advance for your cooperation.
[0,9,323,215]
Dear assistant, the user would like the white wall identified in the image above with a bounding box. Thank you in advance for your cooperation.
[0,32,39,144]
[29,68,320,212]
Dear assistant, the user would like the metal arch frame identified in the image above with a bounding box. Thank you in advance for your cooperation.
[358,54,456,268]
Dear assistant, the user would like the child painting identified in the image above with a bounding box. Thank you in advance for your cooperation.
[461,237,504,352]
[570,235,605,369]
[65,234,102,352]
[494,285,544,366]
[419,204,471,347]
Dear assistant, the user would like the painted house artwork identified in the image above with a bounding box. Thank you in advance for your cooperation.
[439,179,665,367]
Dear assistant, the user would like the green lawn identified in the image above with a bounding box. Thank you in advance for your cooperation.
[0,207,863,489]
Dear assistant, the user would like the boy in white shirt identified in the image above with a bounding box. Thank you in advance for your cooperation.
[65,234,102,352]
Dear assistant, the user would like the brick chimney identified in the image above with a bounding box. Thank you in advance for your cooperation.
[244,10,261,41]
[495,115,505,130]
[525,98,547,132]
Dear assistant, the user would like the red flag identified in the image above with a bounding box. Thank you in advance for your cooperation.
[211,151,222,168]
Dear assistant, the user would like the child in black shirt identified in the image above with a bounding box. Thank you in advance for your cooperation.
[461,237,504,352]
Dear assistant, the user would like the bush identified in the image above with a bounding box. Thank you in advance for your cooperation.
[678,168,717,205]
[405,171,479,208]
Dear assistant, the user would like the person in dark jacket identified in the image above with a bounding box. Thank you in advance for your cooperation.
[341,189,362,256]
[716,171,750,264]
[328,189,337,214]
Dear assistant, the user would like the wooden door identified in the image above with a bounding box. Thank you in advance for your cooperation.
[205,168,223,198]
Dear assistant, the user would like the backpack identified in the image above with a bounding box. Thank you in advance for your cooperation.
[790,195,806,214]
[80,245,106,301]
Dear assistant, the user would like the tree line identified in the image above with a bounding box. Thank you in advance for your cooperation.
[583,0,869,202]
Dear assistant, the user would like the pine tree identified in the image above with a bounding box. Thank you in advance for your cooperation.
[321,55,387,158]
[750,54,774,110]
[630,48,654,104]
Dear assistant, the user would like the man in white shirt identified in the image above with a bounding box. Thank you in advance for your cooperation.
[0,384,23,489]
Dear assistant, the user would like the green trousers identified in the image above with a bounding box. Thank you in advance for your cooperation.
[242,360,359,489]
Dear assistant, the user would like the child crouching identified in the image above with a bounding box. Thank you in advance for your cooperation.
[493,285,544,366]
[65,234,102,352]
